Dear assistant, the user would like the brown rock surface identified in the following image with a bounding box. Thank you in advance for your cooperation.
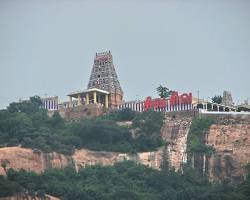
[73,148,163,171]
[0,194,60,200]
[0,147,44,175]
[0,147,72,175]
[0,146,163,176]
[59,104,104,120]
[207,123,250,182]
[161,116,193,170]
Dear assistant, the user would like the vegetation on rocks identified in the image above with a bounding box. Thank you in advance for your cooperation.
[104,108,137,121]
[187,116,215,155]
[0,96,164,155]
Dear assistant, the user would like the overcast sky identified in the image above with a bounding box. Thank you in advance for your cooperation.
[0,0,249,108]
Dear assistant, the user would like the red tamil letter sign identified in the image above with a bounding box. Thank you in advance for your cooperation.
[144,96,153,110]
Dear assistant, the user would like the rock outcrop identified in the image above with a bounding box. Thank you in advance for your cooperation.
[0,194,60,200]
[0,146,163,176]
[207,123,250,182]
[73,148,163,171]
[0,147,73,176]
[188,114,250,182]
[161,116,193,170]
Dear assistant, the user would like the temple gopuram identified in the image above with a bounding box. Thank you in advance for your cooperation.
[43,51,124,119]
[87,51,123,108]
[67,51,123,109]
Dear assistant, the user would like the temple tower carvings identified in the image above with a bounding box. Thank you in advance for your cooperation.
[87,51,123,108]
[221,90,234,107]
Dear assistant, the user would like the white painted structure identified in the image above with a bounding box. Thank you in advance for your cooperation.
[118,99,194,112]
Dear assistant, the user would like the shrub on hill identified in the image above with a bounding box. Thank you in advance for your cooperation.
[0,161,250,200]
[187,116,215,155]
[105,108,137,121]
[0,96,164,154]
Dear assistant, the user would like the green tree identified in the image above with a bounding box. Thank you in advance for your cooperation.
[1,161,250,200]
[132,111,164,137]
[157,85,172,98]
[1,159,10,173]
[49,112,64,128]
[0,96,167,154]
[107,109,136,121]
[187,117,215,154]
[211,95,222,104]
[132,111,164,151]
[8,96,42,114]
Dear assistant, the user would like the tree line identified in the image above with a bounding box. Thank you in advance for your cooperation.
[0,161,250,200]
[0,96,165,154]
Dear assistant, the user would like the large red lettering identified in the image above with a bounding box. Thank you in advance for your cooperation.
[170,91,179,106]
[154,98,160,109]
[144,97,167,110]
[159,98,167,108]
[144,92,192,110]
[180,93,192,104]
[144,96,153,110]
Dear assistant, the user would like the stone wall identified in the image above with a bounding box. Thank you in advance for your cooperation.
[58,104,105,120]
[165,110,198,118]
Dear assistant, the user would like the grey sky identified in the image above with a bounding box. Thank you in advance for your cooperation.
[0,0,250,108]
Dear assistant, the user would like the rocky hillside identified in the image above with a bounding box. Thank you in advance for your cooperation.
[0,194,60,200]
[0,114,190,176]
[0,146,163,176]
[207,116,250,182]
[0,113,250,183]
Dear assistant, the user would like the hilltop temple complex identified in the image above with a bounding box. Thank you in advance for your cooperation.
[41,51,246,120]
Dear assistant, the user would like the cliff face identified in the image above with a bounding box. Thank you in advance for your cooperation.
[73,148,163,171]
[161,116,193,170]
[0,146,163,175]
[0,147,73,176]
[161,114,250,182]
[186,114,250,182]
[207,123,250,182]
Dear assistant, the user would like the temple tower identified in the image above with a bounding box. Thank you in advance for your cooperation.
[87,51,123,108]
[221,90,234,107]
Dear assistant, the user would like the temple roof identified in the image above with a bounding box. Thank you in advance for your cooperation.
[68,88,109,98]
